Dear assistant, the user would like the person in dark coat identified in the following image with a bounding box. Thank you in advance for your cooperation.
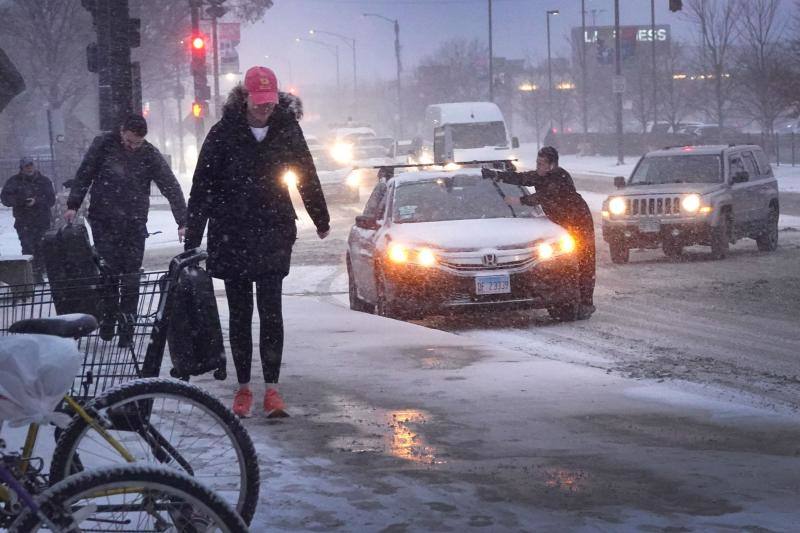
[184,66,330,418]
[483,146,596,319]
[65,114,187,345]
[1,157,55,282]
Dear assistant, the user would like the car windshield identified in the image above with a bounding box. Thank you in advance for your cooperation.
[354,145,389,159]
[449,122,507,149]
[392,174,543,223]
[630,154,722,185]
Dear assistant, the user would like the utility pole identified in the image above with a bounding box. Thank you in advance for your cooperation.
[174,64,186,174]
[581,0,588,135]
[364,13,403,138]
[189,0,210,152]
[488,0,494,102]
[206,0,228,118]
[614,0,624,164]
[82,0,142,131]
[650,0,657,129]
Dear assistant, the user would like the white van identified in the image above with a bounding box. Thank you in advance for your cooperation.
[419,102,519,163]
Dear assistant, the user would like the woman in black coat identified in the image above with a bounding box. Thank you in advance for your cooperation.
[483,146,596,319]
[185,67,330,417]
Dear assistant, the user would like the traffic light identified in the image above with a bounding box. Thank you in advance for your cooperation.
[192,101,205,118]
[669,0,682,12]
[190,33,207,75]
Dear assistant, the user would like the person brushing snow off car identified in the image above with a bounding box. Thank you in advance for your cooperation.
[482,146,596,320]
[184,66,330,418]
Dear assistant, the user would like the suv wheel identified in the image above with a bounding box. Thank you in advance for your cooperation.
[710,214,731,260]
[548,301,580,322]
[347,256,374,313]
[609,241,630,264]
[755,206,779,252]
[662,239,683,258]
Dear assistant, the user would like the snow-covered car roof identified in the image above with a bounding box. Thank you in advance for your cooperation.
[645,145,760,157]
[390,167,483,187]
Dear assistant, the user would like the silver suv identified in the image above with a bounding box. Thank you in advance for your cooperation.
[601,144,780,262]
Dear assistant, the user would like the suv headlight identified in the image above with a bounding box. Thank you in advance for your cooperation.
[681,194,701,213]
[608,197,627,216]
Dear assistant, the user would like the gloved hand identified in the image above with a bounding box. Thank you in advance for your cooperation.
[481,167,498,180]
[521,193,541,206]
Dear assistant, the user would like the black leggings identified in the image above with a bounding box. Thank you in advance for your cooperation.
[225,276,284,384]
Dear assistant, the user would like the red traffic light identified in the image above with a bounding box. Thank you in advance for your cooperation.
[192,102,204,118]
[192,36,205,50]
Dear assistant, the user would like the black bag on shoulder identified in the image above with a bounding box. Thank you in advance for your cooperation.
[42,223,104,318]
[166,265,226,380]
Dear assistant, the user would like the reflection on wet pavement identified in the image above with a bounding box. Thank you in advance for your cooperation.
[389,410,443,464]
[319,396,443,464]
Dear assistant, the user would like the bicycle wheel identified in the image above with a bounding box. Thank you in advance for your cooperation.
[10,464,248,532]
[50,378,259,524]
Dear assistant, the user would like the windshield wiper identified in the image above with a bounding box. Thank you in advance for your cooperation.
[488,180,518,217]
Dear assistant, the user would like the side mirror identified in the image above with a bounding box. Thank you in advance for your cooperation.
[355,215,379,230]
[511,136,520,149]
[613,176,626,189]
[732,171,749,184]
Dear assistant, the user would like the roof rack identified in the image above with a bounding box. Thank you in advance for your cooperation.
[369,159,518,180]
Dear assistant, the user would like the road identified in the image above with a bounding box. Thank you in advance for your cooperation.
[144,178,800,530]
[149,176,800,412]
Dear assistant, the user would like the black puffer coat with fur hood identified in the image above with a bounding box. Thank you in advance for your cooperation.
[185,86,329,280]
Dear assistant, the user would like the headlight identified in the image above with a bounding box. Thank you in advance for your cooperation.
[282,170,298,187]
[559,234,576,253]
[330,142,354,164]
[346,171,361,188]
[443,162,461,171]
[681,194,701,213]
[417,248,437,267]
[608,197,627,215]
[388,243,409,263]
[536,242,555,260]
[387,244,437,266]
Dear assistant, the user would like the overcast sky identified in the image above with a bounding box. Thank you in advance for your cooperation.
[236,0,701,91]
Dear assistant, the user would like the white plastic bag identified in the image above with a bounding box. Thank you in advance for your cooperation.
[0,334,82,428]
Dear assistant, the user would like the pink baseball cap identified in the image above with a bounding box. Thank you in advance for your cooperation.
[244,66,279,105]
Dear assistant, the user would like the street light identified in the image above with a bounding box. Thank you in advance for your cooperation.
[294,37,340,97]
[546,9,559,131]
[309,29,357,111]
[363,12,403,138]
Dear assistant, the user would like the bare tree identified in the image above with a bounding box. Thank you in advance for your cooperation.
[684,0,741,139]
[415,38,490,103]
[660,41,697,131]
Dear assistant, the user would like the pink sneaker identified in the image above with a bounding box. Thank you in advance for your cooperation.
[232,388,253,418]
[263,388,289,418]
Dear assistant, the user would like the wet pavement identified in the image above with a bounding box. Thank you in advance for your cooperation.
[188,295,800,532]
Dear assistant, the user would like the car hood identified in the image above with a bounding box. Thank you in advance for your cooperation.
[618,182,725,196]
[388,217,566,251]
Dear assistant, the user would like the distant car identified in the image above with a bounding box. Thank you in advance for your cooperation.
[601,144,779,262]
[346,168,582,321]
[310,147,359,203]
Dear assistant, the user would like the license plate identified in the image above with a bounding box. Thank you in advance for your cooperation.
[638,218,661,233]
[475,273,511,295]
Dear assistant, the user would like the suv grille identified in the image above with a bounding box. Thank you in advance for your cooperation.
[627,196,681,217]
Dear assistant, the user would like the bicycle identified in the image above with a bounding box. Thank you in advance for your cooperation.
[0,250,260,524]
[0,315,248,531]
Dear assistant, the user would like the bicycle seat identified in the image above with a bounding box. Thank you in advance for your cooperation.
[9,314,98,339]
